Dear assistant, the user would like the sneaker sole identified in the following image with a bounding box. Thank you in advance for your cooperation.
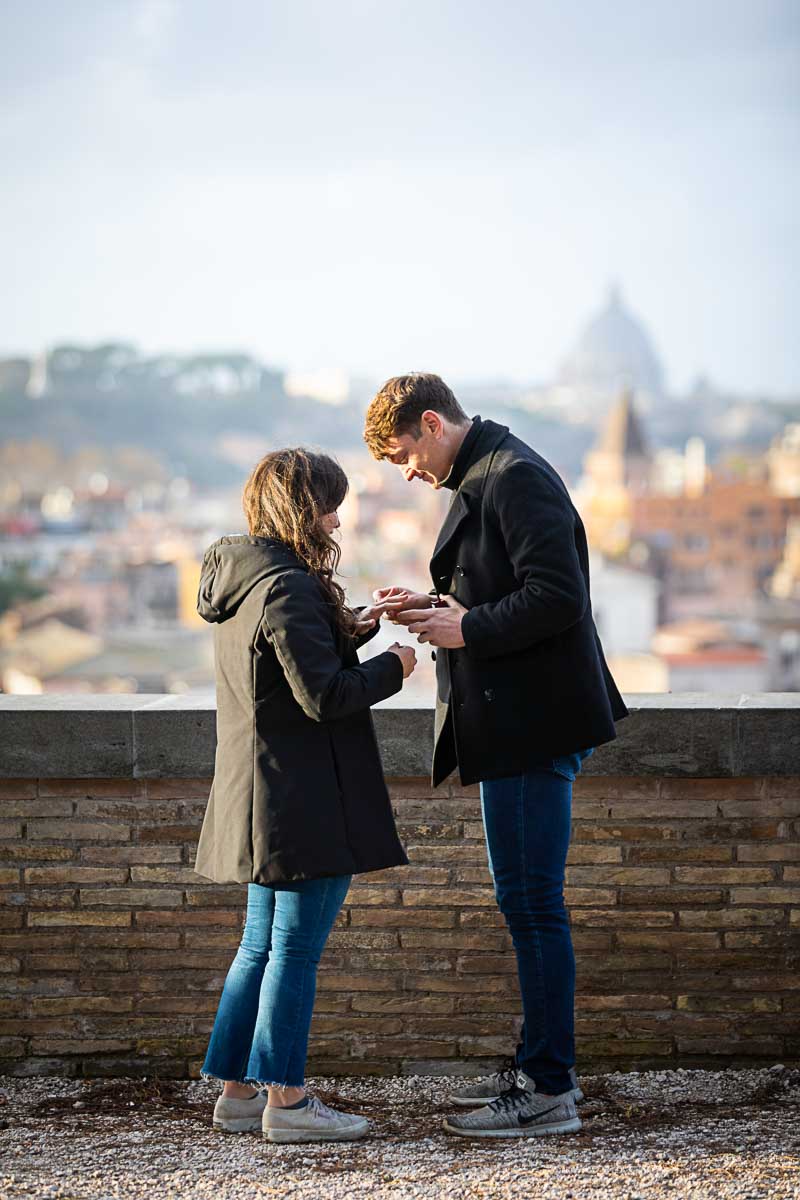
[442,1116,582,1138]
[263,1118,369,1144]
[213,1117,263,1133]
[450,1086,584,1108]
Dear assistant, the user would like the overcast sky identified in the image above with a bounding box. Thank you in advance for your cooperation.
[1,0,798,393]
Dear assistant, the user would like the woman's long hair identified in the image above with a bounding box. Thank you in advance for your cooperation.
[242,448,356,636]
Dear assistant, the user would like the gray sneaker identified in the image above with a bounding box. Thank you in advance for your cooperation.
[520,1067,584,1104]
[263,1094,369,1144]
[449,1066,583,1107]
[448,1065,519,1107]
[213,1089,267,1133]
[443,1085,581,1138]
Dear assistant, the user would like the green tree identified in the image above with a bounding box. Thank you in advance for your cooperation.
[0,565,46,616]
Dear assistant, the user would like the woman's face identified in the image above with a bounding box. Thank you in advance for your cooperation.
[320,510,340,536]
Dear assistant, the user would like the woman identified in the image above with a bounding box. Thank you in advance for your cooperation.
[194,448,416,1144]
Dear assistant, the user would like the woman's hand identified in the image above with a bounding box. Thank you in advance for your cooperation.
[353,607,380,637]
[387,642,417,678]
[353,590,431,638]
[372,586,435,620]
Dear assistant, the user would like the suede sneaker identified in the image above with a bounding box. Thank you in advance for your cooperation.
[519,1067,584,1103]
[448,1065,519,1107]
[213,1089,267,1133]
[263,1095,369,1144]
[443,1084,581,1138]
[449,1065,583,1107]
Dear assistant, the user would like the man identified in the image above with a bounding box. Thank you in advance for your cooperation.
[364,373,628,1139]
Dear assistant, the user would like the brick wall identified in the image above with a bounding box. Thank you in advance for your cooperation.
[1,773,798,1078]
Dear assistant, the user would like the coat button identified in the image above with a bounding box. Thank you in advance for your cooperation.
[484,688,494,701]
[456,564,466,576]
[431,651,436,662]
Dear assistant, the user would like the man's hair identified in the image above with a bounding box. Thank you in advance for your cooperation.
[363,373,468,460]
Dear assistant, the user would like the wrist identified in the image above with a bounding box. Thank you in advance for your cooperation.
[460,607,477,651]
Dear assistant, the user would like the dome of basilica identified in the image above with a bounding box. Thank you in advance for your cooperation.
[560,286,664,396]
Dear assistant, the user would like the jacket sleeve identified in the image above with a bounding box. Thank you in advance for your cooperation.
[261,571,404,721]
[460,462,589,660]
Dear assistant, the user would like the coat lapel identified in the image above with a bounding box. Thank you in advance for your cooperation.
[429,420,509,588]
[430,491,470,578]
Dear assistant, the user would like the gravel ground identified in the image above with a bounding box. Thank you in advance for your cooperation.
[0,1067,798,1200]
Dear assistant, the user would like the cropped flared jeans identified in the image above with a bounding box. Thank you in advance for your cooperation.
[201,875,351,1088]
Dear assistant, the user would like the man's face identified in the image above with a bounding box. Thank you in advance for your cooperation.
[383,414,454,488]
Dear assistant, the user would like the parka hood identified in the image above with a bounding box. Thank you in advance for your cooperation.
[197,535,302,623]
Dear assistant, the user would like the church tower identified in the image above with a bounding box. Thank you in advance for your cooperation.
[583,387,651,496]
[576,388,652,557]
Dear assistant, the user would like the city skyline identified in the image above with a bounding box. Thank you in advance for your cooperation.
[1,1,799,394]
[4,280,798,405]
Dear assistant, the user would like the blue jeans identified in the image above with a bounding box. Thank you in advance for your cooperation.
[201,876,351,1088]
[480,748,593,1096]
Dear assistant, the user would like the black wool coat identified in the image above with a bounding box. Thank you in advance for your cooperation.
[430,417,629,787]
[194,535,408,885]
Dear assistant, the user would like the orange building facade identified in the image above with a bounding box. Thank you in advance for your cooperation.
[631,481,800,601]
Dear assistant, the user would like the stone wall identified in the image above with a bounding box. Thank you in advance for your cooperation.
[0,696,798,1077]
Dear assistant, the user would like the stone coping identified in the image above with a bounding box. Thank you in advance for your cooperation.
[0,693,798,779]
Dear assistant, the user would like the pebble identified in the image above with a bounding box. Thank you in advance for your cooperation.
[0,1067,797,1199]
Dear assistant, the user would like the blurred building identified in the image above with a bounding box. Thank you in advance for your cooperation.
[0,619,103,694]
[577,390,652,556]
[770,517,800,603]
[337,451,449,598]
[559,285,664,407]
[632,475,800,609]
[576,390,800,612]
[588,552,665,693]
[652,619,768,693]
[590,553,660,656]
[2,309,797,698]
[760,519,800,690]
[767,423,800,498]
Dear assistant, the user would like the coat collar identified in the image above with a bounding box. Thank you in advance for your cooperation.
[429,418,509,583]
[439,416,483,491]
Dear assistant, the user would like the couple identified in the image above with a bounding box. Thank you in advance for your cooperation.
[194,373,628,1143]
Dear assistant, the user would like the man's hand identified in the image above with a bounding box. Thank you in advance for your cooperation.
[392,595,468,648]
[372,586,435,619]
[355,592,427,636]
